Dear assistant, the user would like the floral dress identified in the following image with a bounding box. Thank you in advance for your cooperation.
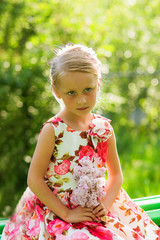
[2,114,160,240]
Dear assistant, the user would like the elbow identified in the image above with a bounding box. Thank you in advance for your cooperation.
[109,172,123,188]
[27,172,36,191]
[27,171,44,193]
[27,173,32,189]
[116,171,123,186]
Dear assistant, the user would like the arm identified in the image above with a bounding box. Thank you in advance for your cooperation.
[102,128,123,210]
[93,128,123,218]
[27,123,69,220]
[27,123,96,223]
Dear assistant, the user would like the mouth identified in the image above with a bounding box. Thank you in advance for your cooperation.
[77,107,88,111]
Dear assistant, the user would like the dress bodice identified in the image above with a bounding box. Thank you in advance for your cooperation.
[41,114,113,206]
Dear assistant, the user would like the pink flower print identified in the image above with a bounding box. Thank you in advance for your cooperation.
[51,117,62,123]
[86,223,114,240]
[96,226,114,240]
[22,236,30,240]
[54,159,71,175]
[79,145,94,160]
[50,117,62,128]
[70,231,90,240]
[35,196,44,208]
[56,235,70,240]
[35,205,44,221]
[47,219,70,236]
[24,199,34,212]
[26,215,40,237]
[53,188,58,195]
[4,222,20,239]
[97,141,108,164]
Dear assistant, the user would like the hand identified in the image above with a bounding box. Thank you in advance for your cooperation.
[92,203,107,222]
[65,206,97,223]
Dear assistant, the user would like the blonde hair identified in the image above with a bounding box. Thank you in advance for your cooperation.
[49,44,101,86]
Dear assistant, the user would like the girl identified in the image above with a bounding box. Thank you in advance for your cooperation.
[2,44,160,240]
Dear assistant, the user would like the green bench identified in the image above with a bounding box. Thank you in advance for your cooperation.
[0,195,160,239]
[133,194,160,226]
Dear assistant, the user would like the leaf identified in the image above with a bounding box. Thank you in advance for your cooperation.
[119,206,127,211]
[136,214,142,221]
[125,209,131,216]
[57,189,65,194]
[56,139,63,145]
[108,219,114,223]
[68,156,75,161]
[62,230,68,235]
[80,132,87,139]
[58,131,64,138]
[74,150,80,156]
[61,153,70,160]
[62,178,71,183]
[132,232,138,238]
[54,181,63,187]
[50,155,57,163]
[129,218,135,224]
[114,222,124,229]
[53,174,61,179]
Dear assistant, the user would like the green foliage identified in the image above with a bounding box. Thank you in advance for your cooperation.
[0,0,160,217]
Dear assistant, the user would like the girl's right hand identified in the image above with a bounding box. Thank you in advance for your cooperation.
[65,206,96,223]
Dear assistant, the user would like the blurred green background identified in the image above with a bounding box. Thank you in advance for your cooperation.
[0,0,160,217]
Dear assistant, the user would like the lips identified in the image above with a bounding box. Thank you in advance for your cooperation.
[77,107,88,111]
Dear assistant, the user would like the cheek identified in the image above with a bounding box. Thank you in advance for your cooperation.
[89,91,97,102]
[63,96,75,105]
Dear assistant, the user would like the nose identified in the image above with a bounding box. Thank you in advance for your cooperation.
[77,94,87,105]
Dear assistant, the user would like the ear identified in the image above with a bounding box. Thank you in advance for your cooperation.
[51,83,61,99]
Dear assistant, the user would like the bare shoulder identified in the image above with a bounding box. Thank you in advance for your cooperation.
[39,122,55,143]
[108,127,116,147]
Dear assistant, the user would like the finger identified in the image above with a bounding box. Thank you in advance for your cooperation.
[93,205,104,215]
[93,203,100,210]
[84,207,95,213]
[85,211,97,221]
[95,209,107,217]
[83,216,95,222]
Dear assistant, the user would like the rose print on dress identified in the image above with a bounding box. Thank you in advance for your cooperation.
[79,145,95,160]
[47,219,70,236]
[74,221,114,240]
[54,159,71,175]
[97,141,108,164]
[70,231,90,240]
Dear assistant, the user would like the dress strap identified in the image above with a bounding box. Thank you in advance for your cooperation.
[40,116,62,133]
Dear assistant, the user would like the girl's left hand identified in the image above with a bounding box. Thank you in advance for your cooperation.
[92,203,107,222]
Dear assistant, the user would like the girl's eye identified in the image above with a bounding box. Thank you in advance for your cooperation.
[67,91,75,96]
[84,88,92,93]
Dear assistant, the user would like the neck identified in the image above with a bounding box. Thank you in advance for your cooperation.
[58,110,93,128]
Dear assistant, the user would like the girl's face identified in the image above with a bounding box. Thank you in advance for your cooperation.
[53,71,98,117]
